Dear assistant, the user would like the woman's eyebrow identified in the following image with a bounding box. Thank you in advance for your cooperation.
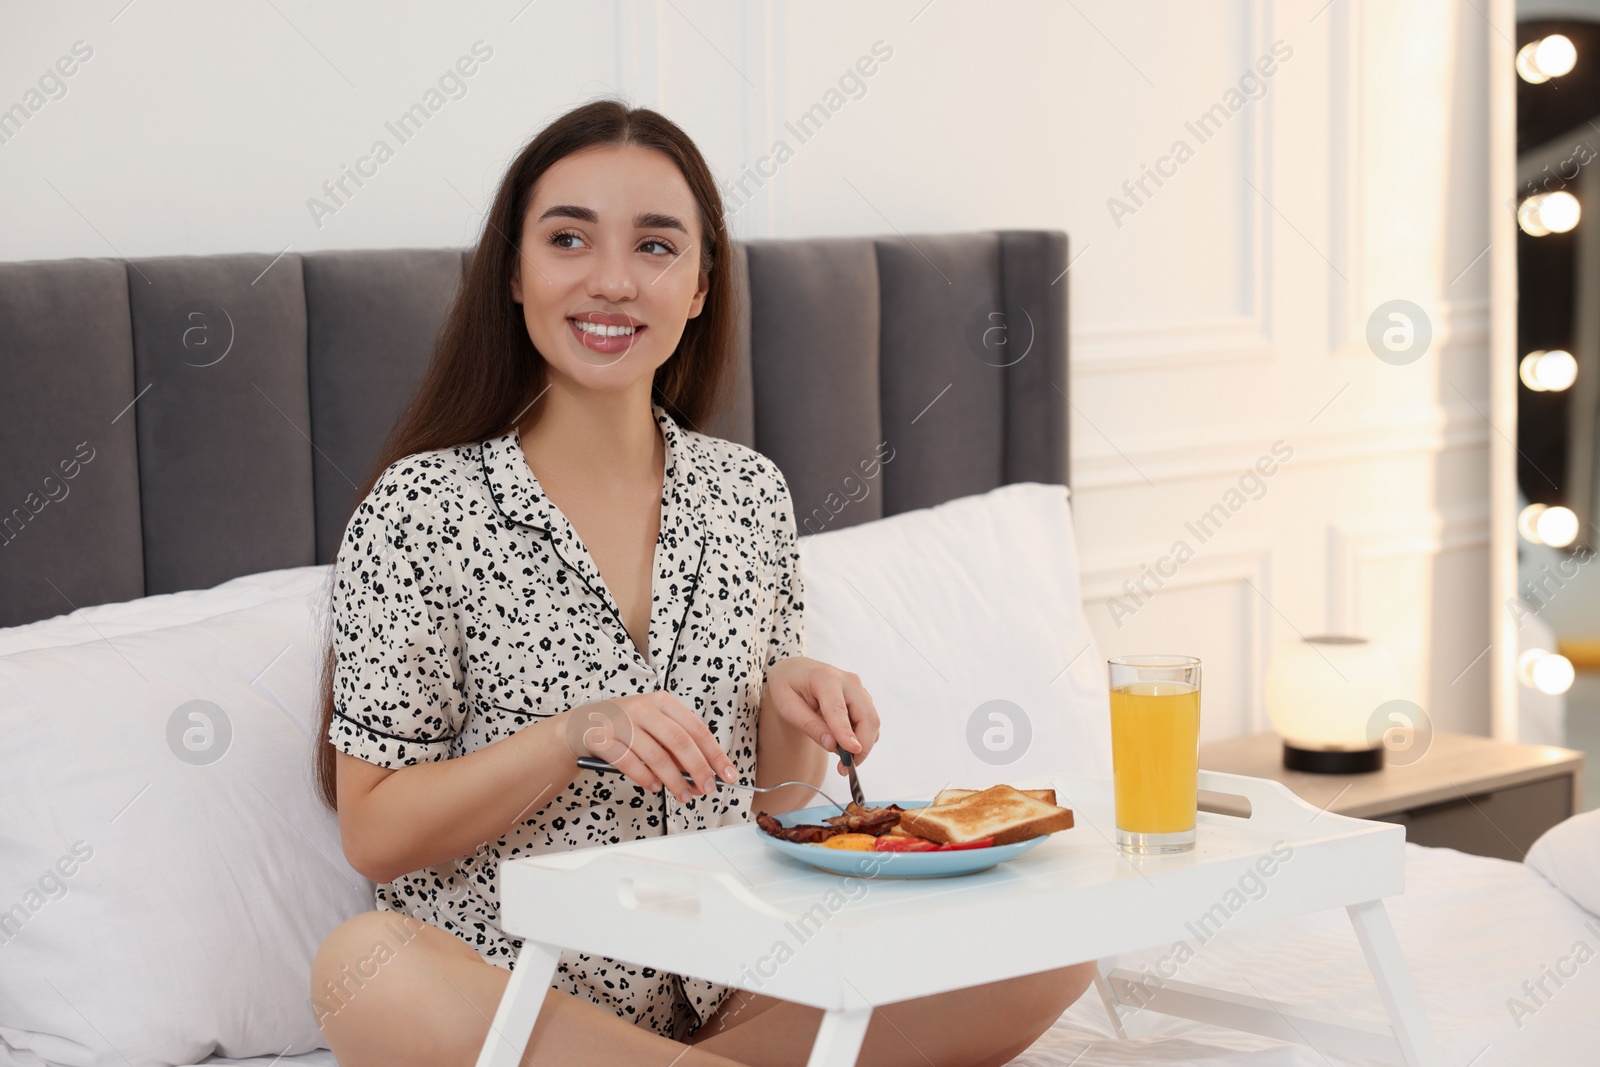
[634,210,689,234]
[536,204,688,234]
[537,204,598,225]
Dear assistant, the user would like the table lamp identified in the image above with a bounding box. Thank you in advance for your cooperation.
[1264,635,1401,773]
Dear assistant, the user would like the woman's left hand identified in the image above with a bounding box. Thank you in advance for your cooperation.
[762,656,881,771]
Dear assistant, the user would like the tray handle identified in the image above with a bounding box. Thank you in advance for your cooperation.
[1197,769,1332,823]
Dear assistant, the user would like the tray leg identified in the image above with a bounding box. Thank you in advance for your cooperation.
[473,941,561,1067]
[1092,962,1131,1039]
[804,1005,873,1067]
[1346,900,1443,1067]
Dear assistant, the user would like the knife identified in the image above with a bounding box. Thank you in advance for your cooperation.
[839,748,865,808]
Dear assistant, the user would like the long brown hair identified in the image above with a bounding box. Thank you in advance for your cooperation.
[313,98,737,810]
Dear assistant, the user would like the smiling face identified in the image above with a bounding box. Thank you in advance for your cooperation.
[510,142,710,400]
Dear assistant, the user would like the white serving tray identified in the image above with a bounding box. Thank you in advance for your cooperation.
[478,771,1442,1067]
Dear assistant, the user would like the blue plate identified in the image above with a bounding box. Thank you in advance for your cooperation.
[758,800,1049,878]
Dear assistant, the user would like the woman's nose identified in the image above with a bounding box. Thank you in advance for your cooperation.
[586,242,638,302]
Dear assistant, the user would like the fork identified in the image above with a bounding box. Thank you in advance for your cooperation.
[575,755,848,814]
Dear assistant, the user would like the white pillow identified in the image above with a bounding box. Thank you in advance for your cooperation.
[0,566,373,1067]
[1527,807,1600,917]
[0,565,331,656]
[799,482,1111,802]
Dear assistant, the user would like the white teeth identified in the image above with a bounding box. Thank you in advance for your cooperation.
[572,319,637,337]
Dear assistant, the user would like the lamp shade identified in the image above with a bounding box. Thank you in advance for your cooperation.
[1265,636,1401,752]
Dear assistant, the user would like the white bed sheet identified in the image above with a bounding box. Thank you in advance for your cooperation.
[186,844,1600,1067]
[1013,843,1600,1066]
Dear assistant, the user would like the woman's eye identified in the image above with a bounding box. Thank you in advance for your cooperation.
[641,238,677,256]
[549,229,585,250]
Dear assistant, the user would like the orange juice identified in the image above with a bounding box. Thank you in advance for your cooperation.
[1110,681,1200,833]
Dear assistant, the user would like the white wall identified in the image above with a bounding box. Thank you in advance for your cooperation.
[0,0,1494,738]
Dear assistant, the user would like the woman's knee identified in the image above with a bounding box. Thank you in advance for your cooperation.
[1000,961,1095,1032]
[859,960,1096,1067]
[310,911,442,1035]
[978,962,1096,1066]
[1027,960,1095,1012]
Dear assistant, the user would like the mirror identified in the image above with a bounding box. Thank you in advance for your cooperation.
[1512,15,1596,800]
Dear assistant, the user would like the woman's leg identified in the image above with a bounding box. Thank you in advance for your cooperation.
[689,960,1097,1067]
[311,911,746,1067]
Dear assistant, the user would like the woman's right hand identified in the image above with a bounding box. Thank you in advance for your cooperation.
[564,691,738,804]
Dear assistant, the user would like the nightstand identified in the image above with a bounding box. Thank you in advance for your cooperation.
[1198,731,1585,861]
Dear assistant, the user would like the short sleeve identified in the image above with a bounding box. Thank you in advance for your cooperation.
[328,494,464,767]
[764,469,805,670]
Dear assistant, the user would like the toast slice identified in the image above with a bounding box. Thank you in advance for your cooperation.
[901,784,1074,846]
[932,786,1057,808]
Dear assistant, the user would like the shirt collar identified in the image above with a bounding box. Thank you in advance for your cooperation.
[481,401,696,531]
[480,401,709,679]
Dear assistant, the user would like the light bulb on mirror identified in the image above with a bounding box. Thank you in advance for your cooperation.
[1538,505,1581,548]
[1520,349,1578,391]
[1519,503,1548,542]
[1518,648,1576,695]
[1519,503,1581,546]
[1518,191,1582,236]
[1517,35,1578,83]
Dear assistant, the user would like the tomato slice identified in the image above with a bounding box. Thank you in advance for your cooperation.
[937,837,995,850]
[873,835,939,852]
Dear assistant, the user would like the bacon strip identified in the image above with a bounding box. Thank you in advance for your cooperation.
[756,804,905,844]
[756,813,841,843]
[823,803,904,835]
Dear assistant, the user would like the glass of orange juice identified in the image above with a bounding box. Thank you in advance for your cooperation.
[1108,655,1201,854]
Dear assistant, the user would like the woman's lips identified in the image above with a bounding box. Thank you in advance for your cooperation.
[568,317,646,355]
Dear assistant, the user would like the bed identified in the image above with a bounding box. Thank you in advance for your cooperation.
[1,232,1595,1067]
[185,843,1600,1066]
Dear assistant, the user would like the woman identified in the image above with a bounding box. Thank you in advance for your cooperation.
[310,99,1096,1067]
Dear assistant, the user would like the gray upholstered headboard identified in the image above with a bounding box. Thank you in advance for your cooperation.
[0,231,1068,629]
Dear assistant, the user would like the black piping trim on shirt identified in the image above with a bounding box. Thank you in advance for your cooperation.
[331,708,455,745]
[535,525,653,669]
[523,495,711,689]
[480,433,716,842]
[660,530,710,840]
[480,433,714,686]
[480,439,553,536]
[481,440,651,672]
[661,530,708,695]
[485,702,560,719]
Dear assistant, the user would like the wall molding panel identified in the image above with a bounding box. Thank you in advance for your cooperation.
[1082,545,1274,736]
[1326,508,1493,635]
[1071,407,1491,491]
